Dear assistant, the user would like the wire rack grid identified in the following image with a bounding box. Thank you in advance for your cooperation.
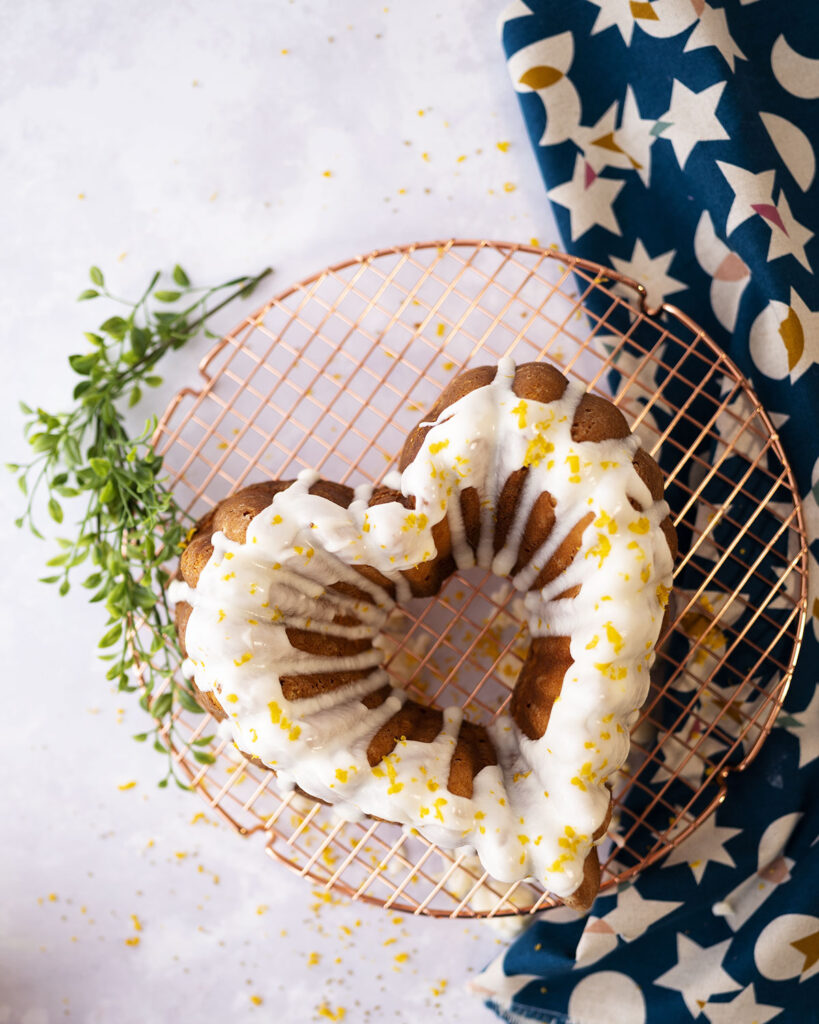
[144,239,808,918]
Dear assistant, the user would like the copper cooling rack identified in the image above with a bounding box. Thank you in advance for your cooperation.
[144,240,808,918]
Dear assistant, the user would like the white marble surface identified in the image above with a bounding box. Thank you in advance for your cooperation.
[1,2,562,1021]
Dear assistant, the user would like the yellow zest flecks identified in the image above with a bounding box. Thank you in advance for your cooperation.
[377,754,404,795]
[594,661,628,681]
[656,584,671,608]
[641,564,651,583]
[566,453,581,483]
[217,609,226,623]
[118,781,137,791]
[586,532,612,567]
[429,440,449,455]
[433,797,448,821]
[124,937,140,947]
[268,700,282,724]
[605,622,624,654]
[307,951,321,966]
[224,551,234,560]
[426,779,439,792]
[402,512,428,532]
[316,1005,346,1021]
[629,517,650,534]
[222,571,236,581]
[225,693,239,704]
[510,400,528,429]
[585,635,599,650]
[250,995,263,1006]
[233,652,252,667]
[594,510,618,534]
[523,435,555,467]
[249,728,258,743]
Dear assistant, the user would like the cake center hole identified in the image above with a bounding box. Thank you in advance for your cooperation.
[375,566,529,727]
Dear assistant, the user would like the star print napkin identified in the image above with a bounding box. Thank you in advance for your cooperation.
[472,2,819,1021]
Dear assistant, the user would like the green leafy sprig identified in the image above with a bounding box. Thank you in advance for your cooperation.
[10,263,272,787]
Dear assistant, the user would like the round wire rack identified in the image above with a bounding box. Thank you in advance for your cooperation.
[146,239,808,918]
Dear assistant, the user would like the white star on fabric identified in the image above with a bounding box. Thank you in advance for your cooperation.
[586,0,636,45]
[655,935,742,1017]
[788,684,819,768]
[663,811,742,883]
[703,983,782,1024]
[765,190,814,271]
[465,953,539,1006]
[548,154,624,241]
[684,4,747,71]
[611,238,686,311]
[716,162,777,235]
[618,85,657,187]
[657,80,729,170]
[602,885,683,941]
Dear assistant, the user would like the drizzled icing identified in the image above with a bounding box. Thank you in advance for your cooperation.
[169,358,674,899]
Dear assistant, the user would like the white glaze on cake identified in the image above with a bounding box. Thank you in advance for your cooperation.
[169,358,674,899]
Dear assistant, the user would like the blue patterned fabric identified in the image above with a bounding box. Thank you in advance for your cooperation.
[472,3,819,1021]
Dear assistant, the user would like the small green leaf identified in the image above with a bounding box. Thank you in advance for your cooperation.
[63,436,82,466]
[133,732,149,742]
[19,400,33,415]
[145,375,163,387]
[172,264,190,287]
[78,289,99,301]
[152,691,173,719]
[191,734,215,747]
[193,750,216,765]
[154,290,182,303]
[99,479,116,503]
[130,326,150,358]
[59,579,70,596]
[89,266,104,286]
[175,686,204,714]
[128,386,142,408]
[99,622,123,648]
[17,475,28,496]
[48,497,63,523]
[89,457,110,477]
[99,316,128,339]
[69,352,99,375]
